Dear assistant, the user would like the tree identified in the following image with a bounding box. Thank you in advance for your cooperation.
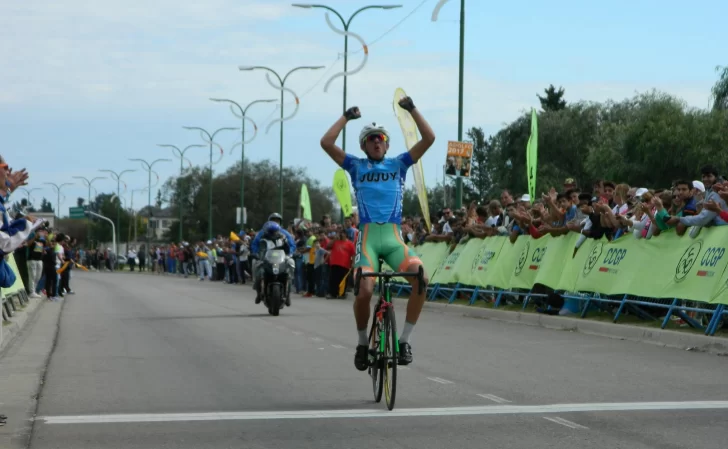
[40,198,54,213]
[155,190,163,208]
[77,197,85,207]
[537,84,567,112]
[466,126,491,199]
[161,159,335,242]
[711,65,728,111]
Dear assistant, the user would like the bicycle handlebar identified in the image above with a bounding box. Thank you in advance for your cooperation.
[353,265,426,297]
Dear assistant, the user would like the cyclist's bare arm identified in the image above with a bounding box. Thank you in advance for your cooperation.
[320,115,347,166]
[407,107,435,164]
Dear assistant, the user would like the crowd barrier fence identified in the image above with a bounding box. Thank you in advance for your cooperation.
[385,228,728,336]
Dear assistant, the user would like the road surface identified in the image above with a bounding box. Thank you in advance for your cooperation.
[11,271,728,448]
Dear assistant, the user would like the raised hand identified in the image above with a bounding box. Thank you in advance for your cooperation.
[344,106,361,121]
[398,96,415,112]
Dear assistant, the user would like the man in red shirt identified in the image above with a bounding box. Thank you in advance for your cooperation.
[328,230,355,298]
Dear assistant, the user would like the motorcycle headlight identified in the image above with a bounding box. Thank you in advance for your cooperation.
[272,266,279,275]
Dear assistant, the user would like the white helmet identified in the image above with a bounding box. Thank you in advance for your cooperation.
[359,122,390,144]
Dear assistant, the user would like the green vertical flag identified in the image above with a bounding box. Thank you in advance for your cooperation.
[526,108,538,203]
[300,184,312,221]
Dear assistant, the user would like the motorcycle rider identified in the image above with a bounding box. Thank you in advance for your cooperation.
[251,213,296,306]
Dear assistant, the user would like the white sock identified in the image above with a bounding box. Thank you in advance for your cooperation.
[400,321,415,343]
[357,329,368,346]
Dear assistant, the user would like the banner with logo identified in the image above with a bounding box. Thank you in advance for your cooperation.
[445,141,473,178]
[332,169,353,218]
[393,87,430,231]
[299,184,312,221]
[407,227,728,305]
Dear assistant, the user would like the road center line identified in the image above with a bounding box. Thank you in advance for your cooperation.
[330,344,345,349]
[477,394,511,404]
[426,377,454,384]
[37,401,728,425]
[543,416,589,429]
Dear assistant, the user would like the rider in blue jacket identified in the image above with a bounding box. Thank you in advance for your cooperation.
[251,213,296,305]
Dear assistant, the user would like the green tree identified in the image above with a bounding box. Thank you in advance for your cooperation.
[466,126,491,199]
[40,198,54,213]
[537,84,567,112]
[711,65,728,111]
[77,197,85,208]
[161,159,335,242]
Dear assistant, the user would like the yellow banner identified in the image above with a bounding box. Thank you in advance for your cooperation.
[333,169,353,218]
[393,88,430,231]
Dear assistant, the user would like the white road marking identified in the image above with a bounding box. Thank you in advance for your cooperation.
[543,416,588,429]
[477,394,511,404]
[311,337,323,342]
[426,377,453,384]
[292,331,303,336]
[330,344,345,349]
[37,401,728,425]
[399,366,410,370]
[317,347,325,350]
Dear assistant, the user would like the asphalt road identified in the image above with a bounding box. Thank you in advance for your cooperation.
[13,271,728,448]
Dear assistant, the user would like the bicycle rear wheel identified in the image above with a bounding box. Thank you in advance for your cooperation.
[368,301,384,403]
[383,305,398,410]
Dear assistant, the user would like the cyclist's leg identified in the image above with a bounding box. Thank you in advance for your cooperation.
[381,224,428,363]
[353,224,381,371]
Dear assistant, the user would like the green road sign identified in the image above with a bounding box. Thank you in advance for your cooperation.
[69,207,86,219]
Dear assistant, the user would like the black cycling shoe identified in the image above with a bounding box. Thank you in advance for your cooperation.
[255,291,262,304]
[285,293,291,307]
[354,345,369,371]
[398,342,413,365]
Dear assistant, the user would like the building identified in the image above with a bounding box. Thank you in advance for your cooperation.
[137,206,178,240]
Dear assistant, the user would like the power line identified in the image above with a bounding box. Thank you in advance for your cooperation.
[348,0,430,55]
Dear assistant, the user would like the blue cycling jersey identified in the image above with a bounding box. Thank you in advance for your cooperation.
[341,152,414,225]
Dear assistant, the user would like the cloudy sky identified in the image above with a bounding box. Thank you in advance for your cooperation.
[2,0,726,215]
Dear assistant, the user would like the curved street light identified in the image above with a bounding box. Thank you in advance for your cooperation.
[210,97,276,228]
[130,158,171,256]
[100,169,136,255]
[44,182,74,218]
[238,65,324,215]
[18,187,41,207]
[157,143,205,241]
[292,4,402,152]
[182,126,238,240]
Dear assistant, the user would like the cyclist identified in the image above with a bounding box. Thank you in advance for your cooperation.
[251,213,296,306]
[320,96,435,370]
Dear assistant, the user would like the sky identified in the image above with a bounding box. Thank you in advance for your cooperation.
[2,0,726,217]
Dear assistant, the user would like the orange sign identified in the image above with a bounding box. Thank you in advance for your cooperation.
[445,141,473,178]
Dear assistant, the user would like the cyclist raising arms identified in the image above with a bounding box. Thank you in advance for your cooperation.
[320,96,435,370]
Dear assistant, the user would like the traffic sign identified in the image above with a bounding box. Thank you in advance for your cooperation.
[69,207,86,219]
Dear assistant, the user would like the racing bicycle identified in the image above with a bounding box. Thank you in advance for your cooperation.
[354,261,425,410]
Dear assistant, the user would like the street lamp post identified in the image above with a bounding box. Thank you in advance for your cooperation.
[18,187,41,207]
[292,3,402,153]
[432,0,466,208]
[43,182,74,220]
[209,97,276,229]
[73,176,107,251]
[99,169,136,258]
[238,65,324,216]
[129,158,171,263]
[130,187,148,245]
[157,144,205,242]
[182,127,237,241]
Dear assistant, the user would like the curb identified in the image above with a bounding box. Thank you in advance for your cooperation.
[395,298,728,356]
[0,296,46,354]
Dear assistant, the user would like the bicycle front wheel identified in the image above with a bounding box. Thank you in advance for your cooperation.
[383,306,398,410]
[369,302,384,403]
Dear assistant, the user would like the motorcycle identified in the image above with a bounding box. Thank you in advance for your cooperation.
[260,248,294,316]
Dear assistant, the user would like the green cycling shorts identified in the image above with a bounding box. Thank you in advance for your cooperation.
[354,223,421,273]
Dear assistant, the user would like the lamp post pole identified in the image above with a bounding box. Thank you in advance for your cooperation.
[129,158,171,262]
[238,64,324,216]
[292,3,402,153]
[99,169,135,258]
[182,126,238,240]
[209,97,275,228]
[43,182,74,221]
[157,144,205,241]
[72,176,107,251]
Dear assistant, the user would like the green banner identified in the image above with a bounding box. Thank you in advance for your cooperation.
[299,184,312,221]
[1,255,26,297]
[332,169,353,218]
[526,108,538,203]
[414,227,728,305]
